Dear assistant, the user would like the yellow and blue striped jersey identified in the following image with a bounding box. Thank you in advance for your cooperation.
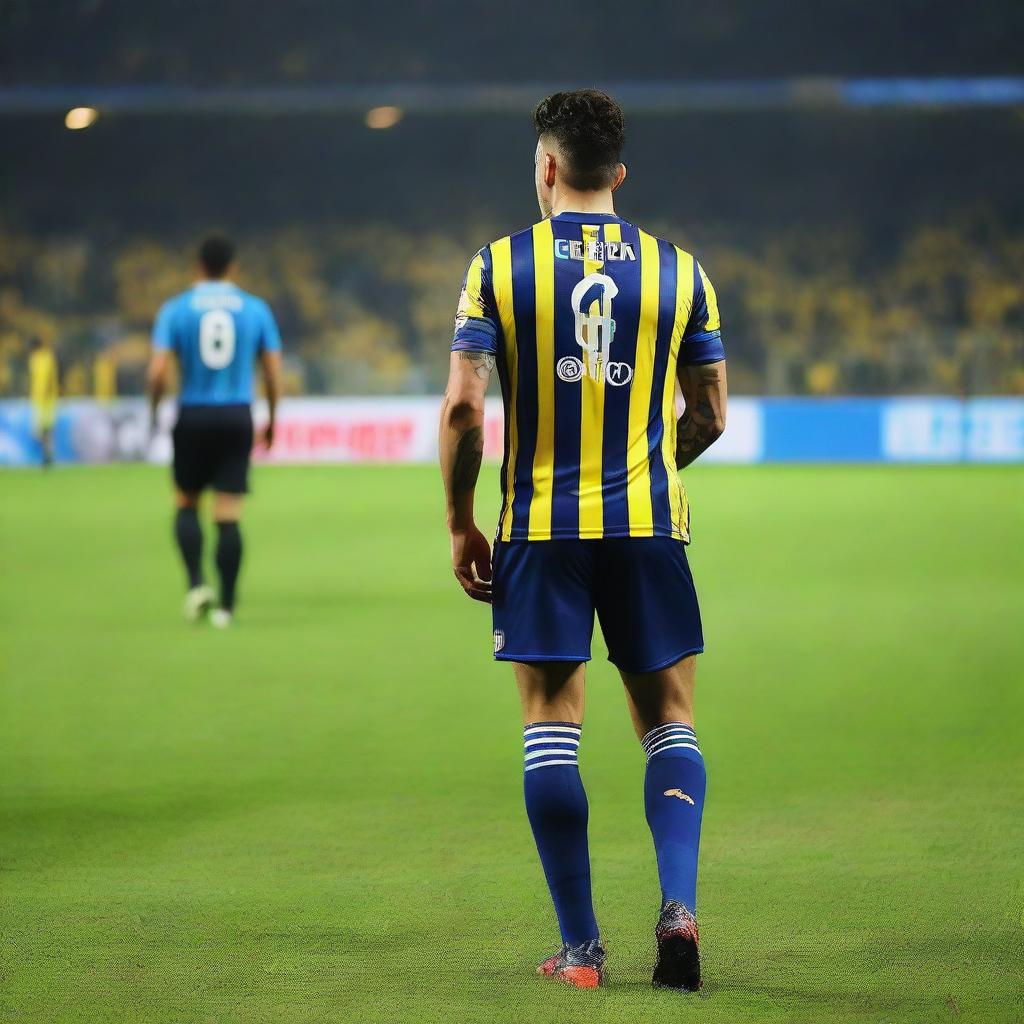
[452,212,724,543]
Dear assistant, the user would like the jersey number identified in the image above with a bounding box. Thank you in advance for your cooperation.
[559,273,633,387]
[198,309,236,369]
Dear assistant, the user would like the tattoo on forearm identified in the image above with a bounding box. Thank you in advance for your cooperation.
[458,351,496,381]
[452,426,484,495]
[676,414,718,463]
[676,364,724,469]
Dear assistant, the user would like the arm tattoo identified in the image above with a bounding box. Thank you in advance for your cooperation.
[452,426,484,496]
[458,351,496,381]
[676,363,724,470]
[676,414,718,465]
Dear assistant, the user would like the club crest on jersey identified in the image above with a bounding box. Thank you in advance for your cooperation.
[555,239,636,262]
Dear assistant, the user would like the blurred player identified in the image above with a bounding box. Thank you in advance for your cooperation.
[147,236,283,627]
[28,337,58,466]
[438,91,727,991]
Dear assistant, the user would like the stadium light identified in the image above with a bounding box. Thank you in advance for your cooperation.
[64,106,98,129]
[365,105,402,129]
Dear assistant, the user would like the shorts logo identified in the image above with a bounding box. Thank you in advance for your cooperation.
[664,789,695,804]
[493,629,505,653]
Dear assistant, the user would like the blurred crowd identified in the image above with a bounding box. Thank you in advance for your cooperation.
[1,215,1020,400]
[4,2,1022,401]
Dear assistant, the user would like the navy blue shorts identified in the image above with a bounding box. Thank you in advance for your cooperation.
[491,538,704,673]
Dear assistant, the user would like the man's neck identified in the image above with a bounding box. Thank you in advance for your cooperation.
[551,188,616,217]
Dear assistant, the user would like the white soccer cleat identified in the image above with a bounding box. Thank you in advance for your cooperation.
[209,608,233,629]
[183,584,215,623]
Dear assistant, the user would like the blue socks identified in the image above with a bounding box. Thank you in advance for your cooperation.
[523,722,599,946]
[523,719,704,942]
[642,722,707,914]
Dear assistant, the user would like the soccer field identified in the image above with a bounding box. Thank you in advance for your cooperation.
[1,463,1022,1024]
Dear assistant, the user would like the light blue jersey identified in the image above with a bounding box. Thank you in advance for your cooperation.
[152,281,281,406]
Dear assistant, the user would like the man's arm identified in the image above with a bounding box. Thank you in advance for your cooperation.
[439,350,495,602]
[675,359,727,470]
[148,300,177,431]
[146,349,171,431]
[259,350,283,449]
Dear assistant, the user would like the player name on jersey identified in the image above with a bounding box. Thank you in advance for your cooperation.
[555,239,636,261]
[190,290,244,311]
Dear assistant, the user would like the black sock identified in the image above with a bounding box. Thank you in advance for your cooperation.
[174,508,203,589]
[215,521,243,611]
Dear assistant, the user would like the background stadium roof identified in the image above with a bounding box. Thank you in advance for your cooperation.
[3,0,1023,88]
[3,78,1024,115]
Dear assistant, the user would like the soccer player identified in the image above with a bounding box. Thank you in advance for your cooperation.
[147,236,283,628]
[28,337,58,466]
[438,91,727,991]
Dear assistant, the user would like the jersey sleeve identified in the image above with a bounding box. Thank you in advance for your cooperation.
[680,261,726,366]
[257,300,282,353]
[152,300,177,351]
[451,248,499,355]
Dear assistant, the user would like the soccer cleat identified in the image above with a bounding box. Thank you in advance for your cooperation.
[652,900,701,992]
[536,938,606,988]
[183,584,214,623]
[209,608,233,629]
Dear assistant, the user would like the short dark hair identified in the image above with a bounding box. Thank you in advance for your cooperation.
[533,90,625,191]
[198,236,235,278]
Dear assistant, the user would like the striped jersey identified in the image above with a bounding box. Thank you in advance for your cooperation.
[452,212,725,543]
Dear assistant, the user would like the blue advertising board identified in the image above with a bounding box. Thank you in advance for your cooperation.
[0,397,1021,467]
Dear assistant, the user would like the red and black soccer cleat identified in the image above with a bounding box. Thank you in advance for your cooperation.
[537,938,606,989]
[652,900,701,992]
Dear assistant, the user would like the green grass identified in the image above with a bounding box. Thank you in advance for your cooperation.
[1,463,1022,1024]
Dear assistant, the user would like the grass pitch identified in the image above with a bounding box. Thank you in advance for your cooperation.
[1,463,1022,1024]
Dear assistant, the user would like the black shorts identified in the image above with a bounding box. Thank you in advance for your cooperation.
[172,404,254,495]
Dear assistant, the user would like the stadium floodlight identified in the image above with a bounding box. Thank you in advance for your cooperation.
[64,106,98,129]
[364,105,402,129]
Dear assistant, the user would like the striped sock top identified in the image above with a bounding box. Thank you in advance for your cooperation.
[642,722,701,761]
[523,721,581,772]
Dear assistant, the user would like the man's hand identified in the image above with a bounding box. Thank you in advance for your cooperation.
[450,523,493,603]
[146,349,170,438]
[261,420,275,450]
[439,350,493,602]
[259,350,282,453]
